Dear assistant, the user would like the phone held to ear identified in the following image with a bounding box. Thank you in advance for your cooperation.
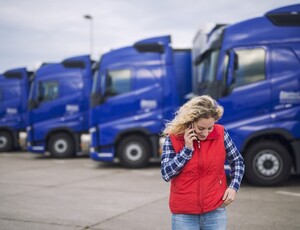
[191,123,200,148]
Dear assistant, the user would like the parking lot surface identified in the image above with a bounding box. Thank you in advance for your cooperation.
[0,152,300,230]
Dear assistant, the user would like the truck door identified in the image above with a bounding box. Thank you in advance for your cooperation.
[1,78,22,128]
[219,47,271,143]
[270,45,300,126]
[29,80,61,141]
[98,67,135,124]
[95,59,163,142]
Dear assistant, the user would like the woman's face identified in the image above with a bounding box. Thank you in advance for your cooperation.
[193,117,215,140]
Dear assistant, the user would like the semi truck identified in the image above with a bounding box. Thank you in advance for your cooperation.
[90,35,192,168]
[0,68,32,152]
[27,55,94,157]
[26,36,192,162]
[192,4,300,186]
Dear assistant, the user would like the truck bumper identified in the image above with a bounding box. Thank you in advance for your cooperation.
[27,144,45,154]
[90,151,114,162]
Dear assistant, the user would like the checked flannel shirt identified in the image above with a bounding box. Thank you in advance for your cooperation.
[161,129,245,191]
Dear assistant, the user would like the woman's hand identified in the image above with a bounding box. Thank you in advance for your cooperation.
[221,187,237,207]
[184,125,197,150]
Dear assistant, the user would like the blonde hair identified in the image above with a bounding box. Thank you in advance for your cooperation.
[162,95,224,136]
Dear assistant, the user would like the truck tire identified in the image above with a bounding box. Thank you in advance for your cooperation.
[0,131,13,152]
[117,135,151,168]
[245,141,292,186]
[48,133,75,158]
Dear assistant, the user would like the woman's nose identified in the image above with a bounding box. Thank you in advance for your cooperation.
[201,129,209,136]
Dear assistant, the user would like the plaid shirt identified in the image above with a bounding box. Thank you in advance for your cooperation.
[161,129,245,191]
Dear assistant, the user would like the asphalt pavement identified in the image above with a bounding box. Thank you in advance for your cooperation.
[0,152,300,230]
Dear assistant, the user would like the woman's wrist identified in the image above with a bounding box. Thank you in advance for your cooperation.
[184,145,194,151]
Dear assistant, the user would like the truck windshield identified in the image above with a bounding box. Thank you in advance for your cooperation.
[194,49,220,95]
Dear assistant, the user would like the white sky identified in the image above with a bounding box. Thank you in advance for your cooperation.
[0,0,299,72]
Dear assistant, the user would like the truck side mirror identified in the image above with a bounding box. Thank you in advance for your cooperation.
[224,50,238,95]
[91,92,103,107]
[28,99,38,110]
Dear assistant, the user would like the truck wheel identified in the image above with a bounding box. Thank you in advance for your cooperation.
[117,135,151,168]
[0,131,13,152]
[245,141,292,186]
[48,133,75,158]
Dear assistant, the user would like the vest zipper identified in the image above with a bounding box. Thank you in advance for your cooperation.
[197,147,200,210]
[198,143,203,212]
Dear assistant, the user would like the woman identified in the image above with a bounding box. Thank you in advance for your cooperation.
[161,95,245,230]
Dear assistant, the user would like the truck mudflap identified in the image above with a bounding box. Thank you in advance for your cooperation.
[291,139,300,174]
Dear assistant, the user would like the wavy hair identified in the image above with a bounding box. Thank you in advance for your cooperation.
[162,95,224,136]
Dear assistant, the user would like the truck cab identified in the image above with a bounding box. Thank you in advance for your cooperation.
[27,55,94,157]
[0,68,32,152]
[193,4,300,185]
[90,35,192,168]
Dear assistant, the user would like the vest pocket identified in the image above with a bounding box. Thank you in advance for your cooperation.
[171,176,197,195]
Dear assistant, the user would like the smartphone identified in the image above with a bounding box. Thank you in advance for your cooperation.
[191,123,199,140]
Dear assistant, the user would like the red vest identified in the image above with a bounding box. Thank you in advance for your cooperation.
[169,124,227,214]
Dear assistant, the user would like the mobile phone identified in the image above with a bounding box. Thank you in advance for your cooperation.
[191,123,195,134]
[191,123,199,140]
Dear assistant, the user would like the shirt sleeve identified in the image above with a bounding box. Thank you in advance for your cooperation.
[224,129,245,191]
[161,136,193,182]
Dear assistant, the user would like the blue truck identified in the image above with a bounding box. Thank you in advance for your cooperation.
[0,68,32,152]
[90,35,192,168]
[192,4,300,186]
[27,55,94,157]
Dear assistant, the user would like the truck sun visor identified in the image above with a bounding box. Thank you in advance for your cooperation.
[62,60,86,69]
[133,43,165,53]
[3,71,23,79]
[267,11,300,26]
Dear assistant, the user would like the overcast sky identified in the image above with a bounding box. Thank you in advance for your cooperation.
[0,0,299,72]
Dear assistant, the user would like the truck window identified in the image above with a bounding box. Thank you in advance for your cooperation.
[1,83,21,101]
[197,50,219,84]
[106,69,131,97]
[38,81,59,103]
[233,48,265,87]
[271,47,300,78]
[194,49,220,96]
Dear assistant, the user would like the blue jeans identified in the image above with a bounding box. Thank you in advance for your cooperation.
[172,207,227,230]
